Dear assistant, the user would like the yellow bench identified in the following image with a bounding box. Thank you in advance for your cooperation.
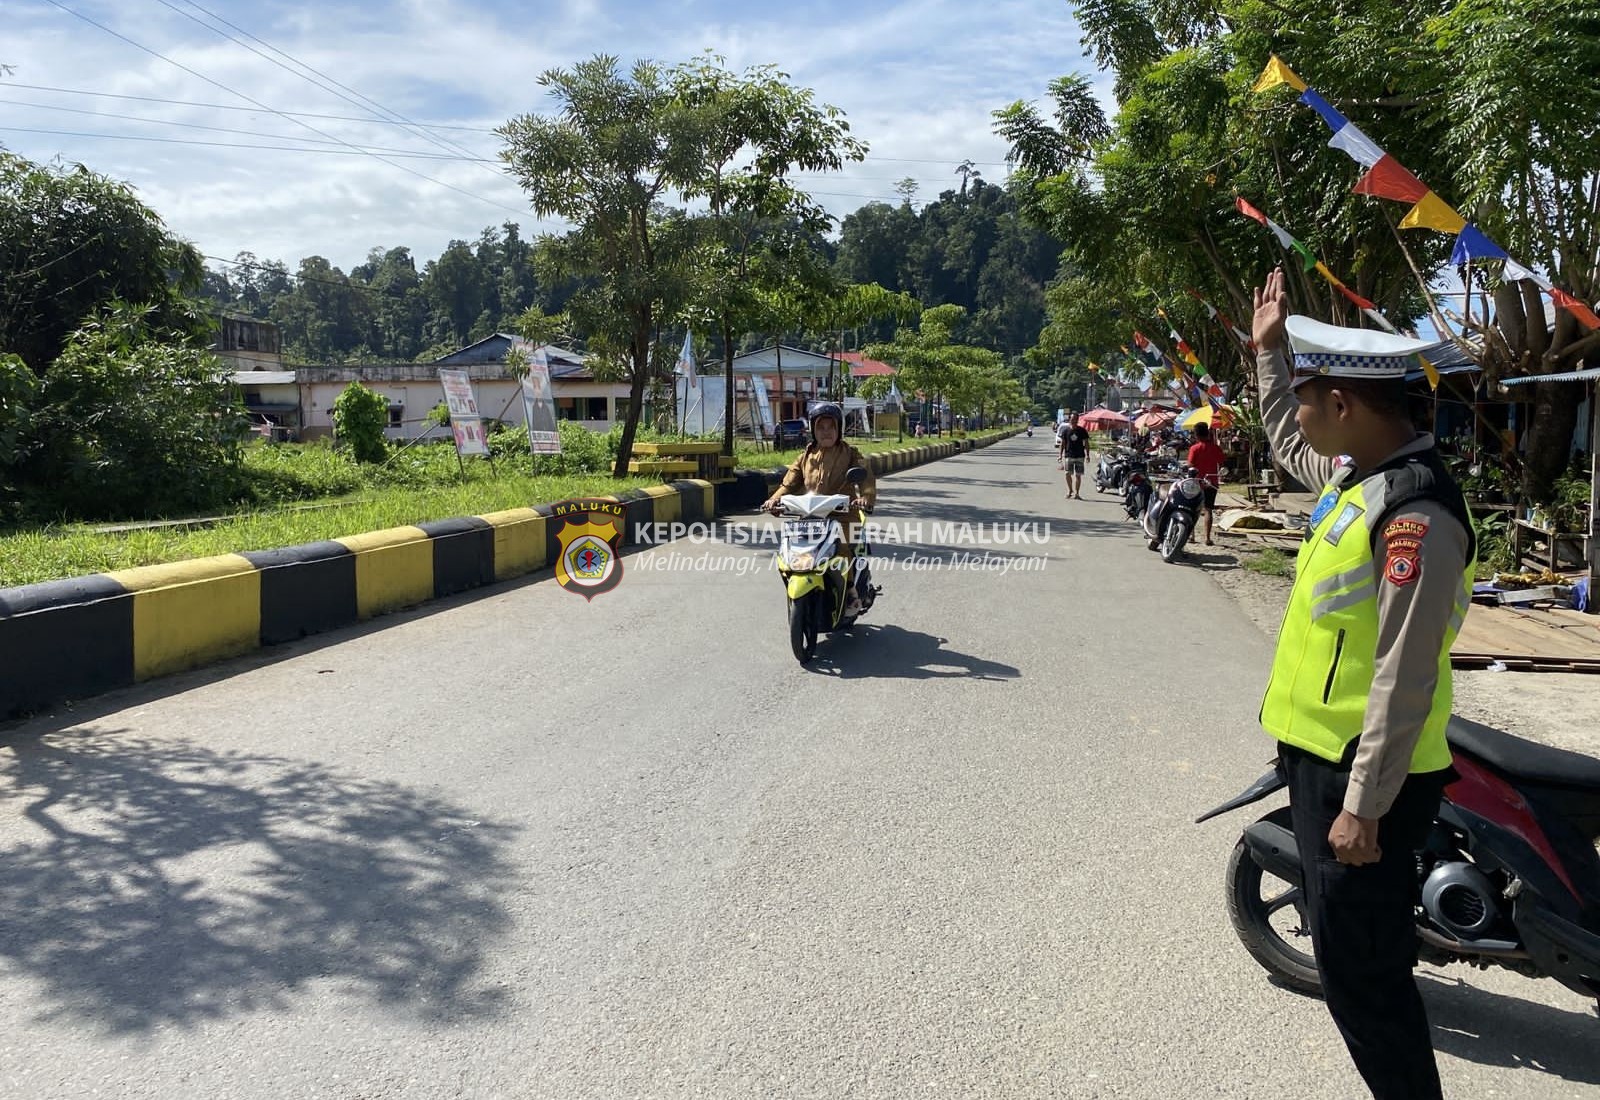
[626,459,699,476]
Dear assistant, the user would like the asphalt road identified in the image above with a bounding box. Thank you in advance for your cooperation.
[2,436,1597,1099]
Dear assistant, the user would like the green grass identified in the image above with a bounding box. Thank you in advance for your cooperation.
[734,430,1010,469]
[1240,547,1294,578]
[0,473,655,587]
[1,429,1016,587]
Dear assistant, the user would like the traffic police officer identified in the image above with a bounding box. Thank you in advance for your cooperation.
[1252,269,1476,1100]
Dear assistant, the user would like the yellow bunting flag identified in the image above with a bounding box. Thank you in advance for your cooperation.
[1399,191,1466,234]
[1253,55,1308,94]
[1416,354,1440,391]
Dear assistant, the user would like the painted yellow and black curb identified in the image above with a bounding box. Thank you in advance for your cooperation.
[0,431,1018,718]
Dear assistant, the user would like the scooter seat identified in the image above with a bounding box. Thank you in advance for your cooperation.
[1447,714,1600,792]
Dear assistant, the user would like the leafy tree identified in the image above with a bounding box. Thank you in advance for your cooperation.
[499,56,711,475]
[865,305,1005,429]
[1000,0,1600,500]
[668,53,868,455]
[7,301,249,519]
[332,382,390,464]
[0,153,207,373]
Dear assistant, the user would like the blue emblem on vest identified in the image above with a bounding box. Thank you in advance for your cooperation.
[1309,489,1339,530]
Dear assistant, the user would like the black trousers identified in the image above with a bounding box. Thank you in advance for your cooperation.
[1280,744,1451,1100]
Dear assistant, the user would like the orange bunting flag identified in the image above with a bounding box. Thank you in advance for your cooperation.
[1550,288,1600,331]
[1253,55,1308,94]
[1399,192,1466,234]
[1352,155,1430,204]
[1313,261,1379,311]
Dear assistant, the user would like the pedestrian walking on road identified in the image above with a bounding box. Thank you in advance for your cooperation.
[1251,268,1475,1100]
[1058,413,1089,498]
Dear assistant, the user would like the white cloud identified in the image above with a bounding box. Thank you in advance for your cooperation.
[3,0,1108,271]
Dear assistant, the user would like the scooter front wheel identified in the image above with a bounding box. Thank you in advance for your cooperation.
[788,592,819,664]
[1161,515,1191,562]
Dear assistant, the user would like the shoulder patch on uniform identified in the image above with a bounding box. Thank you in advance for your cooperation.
[1385,517,1429,542]
[1383,523,1424,586]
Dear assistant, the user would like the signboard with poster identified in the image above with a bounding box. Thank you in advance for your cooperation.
[520,345,562,454]
[451,417,489,456]
[438,369,481,419]
[438,369,489,457]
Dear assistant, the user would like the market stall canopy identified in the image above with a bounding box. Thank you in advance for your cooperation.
[1134,409,1175,430]
[1078,408,1131,429]
[1178,405,1236,429]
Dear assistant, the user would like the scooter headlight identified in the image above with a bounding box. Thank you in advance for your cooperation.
[784,551,816,571]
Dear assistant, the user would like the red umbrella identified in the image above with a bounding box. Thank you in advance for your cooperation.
[1078,408,1131,430]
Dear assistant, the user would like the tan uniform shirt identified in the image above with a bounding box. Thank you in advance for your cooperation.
[769,442,878,526]
[1258,348,1469,819]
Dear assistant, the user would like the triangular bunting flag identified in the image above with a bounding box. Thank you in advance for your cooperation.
[1253,55,1308,94]
[1290,240,1319,272]
[1327,124,1386,169]
[1550,288,1600,331]
[1400,191,1466,234]
[1235,197,1269,225]
[1264,217,1297,251]
[1299,88,1349,132]
[1353,155,1429,203]
[1502,258,1553,291]
[1450,224,1509,266]
[1416,355,1440,391]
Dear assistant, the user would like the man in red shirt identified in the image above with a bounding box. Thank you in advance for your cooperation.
[1186,422,1227,545]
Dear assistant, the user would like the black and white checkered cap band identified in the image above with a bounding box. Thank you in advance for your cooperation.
[1292,351,1412,377]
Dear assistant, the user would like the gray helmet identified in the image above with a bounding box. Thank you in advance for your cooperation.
[809,402,843,431]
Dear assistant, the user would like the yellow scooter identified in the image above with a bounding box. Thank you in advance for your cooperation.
[773,466,874,664]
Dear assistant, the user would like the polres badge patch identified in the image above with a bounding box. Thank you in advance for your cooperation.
[552,499,626,600]
[1382,517,1427,587]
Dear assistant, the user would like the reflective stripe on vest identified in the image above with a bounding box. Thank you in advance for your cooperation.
[1259,473,1473,772]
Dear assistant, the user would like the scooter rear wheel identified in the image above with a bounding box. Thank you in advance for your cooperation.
[788,592,818,664]
[1226,807,1322,995]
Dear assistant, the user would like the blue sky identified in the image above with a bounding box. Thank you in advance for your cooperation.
[4,0,1111,273]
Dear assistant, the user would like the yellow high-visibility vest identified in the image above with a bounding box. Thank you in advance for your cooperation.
[1260,457,1474,771]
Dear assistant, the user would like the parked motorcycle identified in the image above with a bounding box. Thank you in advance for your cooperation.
[1142,466,1205,561]
[1121,464,1153,521]
[773,466,877,664]
[1198,714,1600,1010]
[1094,448,1137,494]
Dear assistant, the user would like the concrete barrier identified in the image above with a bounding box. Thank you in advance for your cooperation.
[0,431,1018,718]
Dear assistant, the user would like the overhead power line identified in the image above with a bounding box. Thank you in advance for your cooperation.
[0,100,490,158]
[153,0,509,186]
[39,0,529,218]
[0,81,500,132]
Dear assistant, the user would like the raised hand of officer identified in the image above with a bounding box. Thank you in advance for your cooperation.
[1328,809,1382,865]
[1252,267,1290,352]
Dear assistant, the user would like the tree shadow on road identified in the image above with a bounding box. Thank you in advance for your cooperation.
[0,726,518,1036]
[806,624,1021,681]
[1421,973,1600,1085]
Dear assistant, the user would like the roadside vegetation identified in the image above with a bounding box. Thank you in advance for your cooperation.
[1,425,1012,587]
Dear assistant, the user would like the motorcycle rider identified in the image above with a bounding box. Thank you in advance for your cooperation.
[1251,268,1474,1100]
[764,401,878,613]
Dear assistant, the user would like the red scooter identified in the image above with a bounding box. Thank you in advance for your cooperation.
[1200,715,1600,1010]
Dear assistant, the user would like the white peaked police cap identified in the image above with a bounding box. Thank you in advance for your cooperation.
[1285,314,1431,389]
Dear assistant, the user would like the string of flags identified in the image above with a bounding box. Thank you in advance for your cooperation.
[1253,54,1600,333]
[1232,196,1398,334]
[1184,288,1255,354]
